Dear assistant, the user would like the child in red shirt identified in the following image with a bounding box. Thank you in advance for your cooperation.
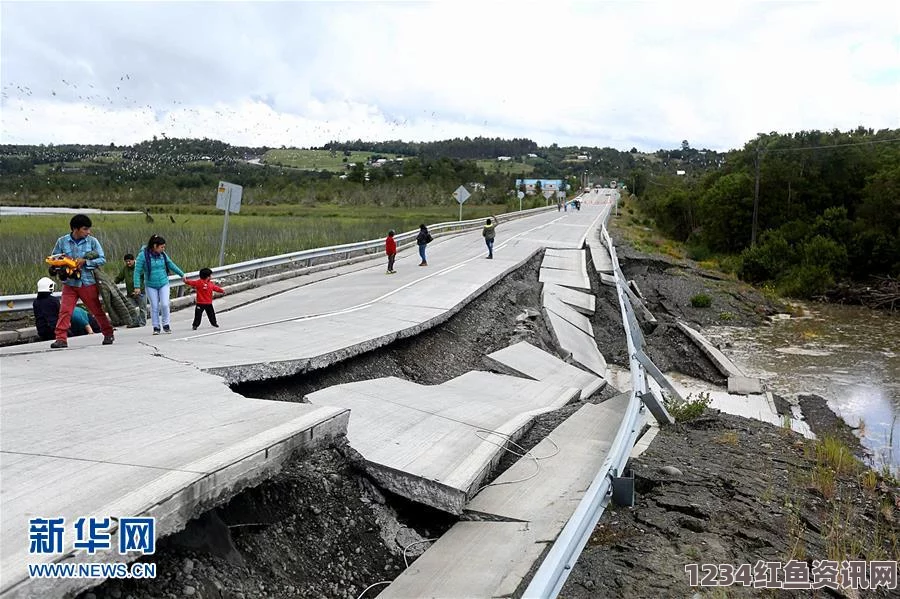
[385,230,397,274]
[184,267,225,330]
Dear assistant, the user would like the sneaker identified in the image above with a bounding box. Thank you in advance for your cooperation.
[211,324,219,328]
[389,270,397,274]
[163,325,172,334]
[126,323,140,328]
[49,340,68,349]
[102,335,114,345]
[192,326,198,331]
[419,261,428,266]
[152,328,161,335]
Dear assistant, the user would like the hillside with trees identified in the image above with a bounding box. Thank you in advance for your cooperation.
[635,128,900,299]
[1,129,897,301]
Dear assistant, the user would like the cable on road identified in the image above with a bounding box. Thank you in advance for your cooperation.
[473,429,561,493]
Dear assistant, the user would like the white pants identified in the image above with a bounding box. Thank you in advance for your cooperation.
[146,285,171,329]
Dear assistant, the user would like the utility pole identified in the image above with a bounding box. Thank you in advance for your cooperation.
[751,139,762,247]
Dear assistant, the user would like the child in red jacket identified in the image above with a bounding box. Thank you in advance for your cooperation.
[385,230,397,274]
[184,267,225,330]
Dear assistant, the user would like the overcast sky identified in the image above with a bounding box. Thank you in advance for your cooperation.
[1,1,898,152]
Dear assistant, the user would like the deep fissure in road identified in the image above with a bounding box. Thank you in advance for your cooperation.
[80,251,620,599]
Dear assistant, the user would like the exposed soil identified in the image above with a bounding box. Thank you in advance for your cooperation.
[561,411,900,599]
[76,232,899,599]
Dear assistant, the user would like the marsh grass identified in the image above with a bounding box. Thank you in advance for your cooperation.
[0,205,505,295]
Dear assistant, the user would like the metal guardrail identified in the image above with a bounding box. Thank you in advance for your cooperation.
[1,206,555,312]
[523,211,673,598]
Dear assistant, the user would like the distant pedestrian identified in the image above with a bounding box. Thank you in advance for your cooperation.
[482,215,499,259]
[33,277,60,341]
[416,224,432,266]
[116,253,146,327]
[184,267,224,330]
[47,214,115,348]
[385,230,397,274]
[134,234,185,335]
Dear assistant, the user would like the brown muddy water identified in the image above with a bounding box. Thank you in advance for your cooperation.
[703,303,900,471]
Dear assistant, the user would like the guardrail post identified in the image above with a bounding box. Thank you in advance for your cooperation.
[611,468,635,507]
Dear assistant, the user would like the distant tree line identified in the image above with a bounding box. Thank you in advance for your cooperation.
[322,136,539,160]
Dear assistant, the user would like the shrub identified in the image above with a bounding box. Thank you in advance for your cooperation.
[690,293,712,308]
[664,391,711,422]
[738,230,793,284]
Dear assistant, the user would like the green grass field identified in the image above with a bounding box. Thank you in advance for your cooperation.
[0,204,507,295]
[476,159,534,175]
[262,149,405,172]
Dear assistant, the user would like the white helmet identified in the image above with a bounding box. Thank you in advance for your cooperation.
[37,277,55,293]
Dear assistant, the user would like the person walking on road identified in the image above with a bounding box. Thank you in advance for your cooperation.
[47,214,116,348]
[416,224,432,266]
[134,234,185,335]
[184,267,224,330]
[385,230,397,274]
[482,214,499,259]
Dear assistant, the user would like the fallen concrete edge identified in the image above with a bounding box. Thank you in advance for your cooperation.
[207,248,543,384]
[543,297,594,337]
[542,284,596,315]
[676,320,745,378]
[1,409,349,599]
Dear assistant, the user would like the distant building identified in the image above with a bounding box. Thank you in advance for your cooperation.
[527,153,538,158]
[516,178,564,195]
[676,170,686,176]
[576,154,590,160]
[497,156,513,161]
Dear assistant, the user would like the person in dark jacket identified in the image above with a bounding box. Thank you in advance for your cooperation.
[32,278,97,340]
[385,230,397,274]
[416,224,432,266]
[482,215,499,259]
[33,277,60,341]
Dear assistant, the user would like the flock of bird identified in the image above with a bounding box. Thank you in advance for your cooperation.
[1,72,459,149]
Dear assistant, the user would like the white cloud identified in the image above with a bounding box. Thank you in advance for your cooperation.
[1,1,897,151]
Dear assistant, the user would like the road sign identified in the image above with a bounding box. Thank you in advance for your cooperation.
[216,181,243,267]
[216,181,243,213]
[517,190,525,211]
[453,185,471,205]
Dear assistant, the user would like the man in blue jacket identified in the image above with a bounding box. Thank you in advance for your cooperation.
[48,214,115,348]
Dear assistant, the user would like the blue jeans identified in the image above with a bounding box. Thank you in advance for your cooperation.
[418,244,427,263]
[146,285,171,329]
[485,238,494,258]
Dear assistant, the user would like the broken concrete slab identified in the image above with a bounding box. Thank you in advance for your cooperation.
[600,272,616,286]
[728,375,764,395]
[379,521,547,599]
[484,341,606,399]
[676,320,745,378]
[304,372,580,514]
[588,241,613,273]
[542,283,595,315]
[539,250,585,273]
[543,292,594,336]
[544,307,608,379]
[538,266,590,290]
[466,394,629,536]
[0,347,348,599]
